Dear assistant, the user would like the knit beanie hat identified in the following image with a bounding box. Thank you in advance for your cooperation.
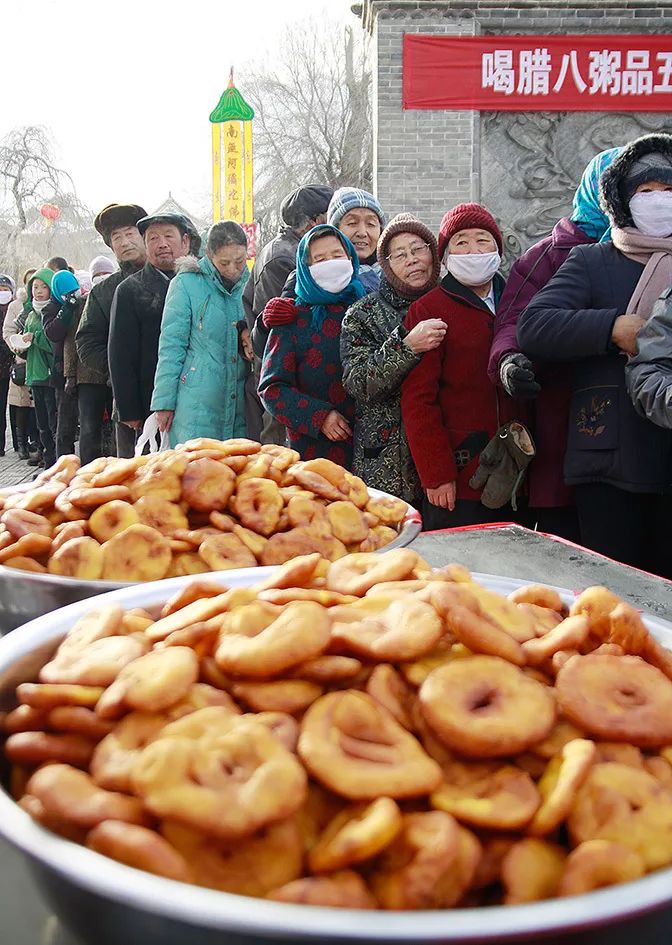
[327,187,387,230]
[377,213,440,299]
[438,203,503,259]
[89,255,118,280]
[0,274,15,294]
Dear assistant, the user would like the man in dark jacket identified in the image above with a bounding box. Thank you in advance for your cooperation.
[76,203,147,459]
[108,212,191,435]
[244,184,332,444]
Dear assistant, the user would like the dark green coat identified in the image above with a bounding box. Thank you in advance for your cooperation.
[340,279,422,504]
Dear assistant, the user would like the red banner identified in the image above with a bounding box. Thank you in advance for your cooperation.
[403,34,672,111]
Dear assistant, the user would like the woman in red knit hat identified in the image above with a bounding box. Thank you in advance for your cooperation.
[401,203,524,529]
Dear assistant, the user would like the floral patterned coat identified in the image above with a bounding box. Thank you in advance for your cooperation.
[258,301,355,468]
[340,281,422,504]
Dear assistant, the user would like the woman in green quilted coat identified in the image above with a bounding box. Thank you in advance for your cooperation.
[152,222,251,447]
[340,214,443,504]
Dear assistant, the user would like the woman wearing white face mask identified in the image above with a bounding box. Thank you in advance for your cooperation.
[259,224,366,467]
[518,133,672,579]
[401,203,526,528]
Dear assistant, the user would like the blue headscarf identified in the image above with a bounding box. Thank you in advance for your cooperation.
[570,146,622,242]
[295,224,366,329]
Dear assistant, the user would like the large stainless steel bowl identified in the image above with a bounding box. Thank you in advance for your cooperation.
[0,572,671,945]
[0,486,421,633]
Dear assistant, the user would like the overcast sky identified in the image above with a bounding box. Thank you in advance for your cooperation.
[2,0,356,219]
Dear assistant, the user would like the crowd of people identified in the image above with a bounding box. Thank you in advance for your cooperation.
[2,130,672,578]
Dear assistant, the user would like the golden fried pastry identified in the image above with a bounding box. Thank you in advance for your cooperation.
[87,820,192,882]
[133,495,189,536]
[96,647,199,720]
[26,763,148,828]
[419,656,556,758]
[101,524,172,583]
[558,840,645,897]
[47,537,104,580]
[431,762,540,831]
[181,458,236,512]
[501,838,566,904]
[215,600,330,678]
[1,508,53,539]
[308,797,402,873]
[371,813,479,909]
[128,454,187,503]
[330,596,443,663]
[163,817,302,896]
[298,691,442,800]
[198,533,257,571]
[326,549,420,596]
[2,555,48,573]
[556,653,672,747]
[131,715,307,840]
[231,477,283,536]
[528,739,596,836]
[267,870,377,909]
[260,527,347,565]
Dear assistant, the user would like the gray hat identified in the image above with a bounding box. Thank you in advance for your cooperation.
[281,185,334,228]
[137,212,194,238]
[622,151,672,203]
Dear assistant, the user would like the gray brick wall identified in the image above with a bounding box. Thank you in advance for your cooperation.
[363,0,672,240]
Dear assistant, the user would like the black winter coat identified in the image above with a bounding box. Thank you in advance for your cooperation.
[108,264,172,423]
[244,227,300,359]
[517,242,672,493]
[75,262,141,381]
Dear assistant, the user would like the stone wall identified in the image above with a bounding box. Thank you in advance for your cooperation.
[360,0,672,257]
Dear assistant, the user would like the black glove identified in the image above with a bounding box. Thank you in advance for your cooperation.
[499,353,541,399]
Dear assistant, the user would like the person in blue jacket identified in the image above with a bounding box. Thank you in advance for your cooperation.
[152,221,251,447]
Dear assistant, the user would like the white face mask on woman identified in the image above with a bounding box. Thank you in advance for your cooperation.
[0,290,12,305]
[444,250,501,287]
[309,258,353,294]
[629,191,672,238]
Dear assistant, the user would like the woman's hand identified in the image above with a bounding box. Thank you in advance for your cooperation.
[404,319,446,354]
[426,481,456,510]
[321,410,353,441]
[612,314,646,356]
[155,410,174,433]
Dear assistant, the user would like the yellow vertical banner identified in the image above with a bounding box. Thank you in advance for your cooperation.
[243,121,254,225]
[223,121,243,221]
[211,123,222,223]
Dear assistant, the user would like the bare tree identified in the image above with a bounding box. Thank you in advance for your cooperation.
[0,126,98,277]
[241,21,372,241]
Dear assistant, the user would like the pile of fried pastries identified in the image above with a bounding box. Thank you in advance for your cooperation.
[4,547,672,910]
[0,439,409,582]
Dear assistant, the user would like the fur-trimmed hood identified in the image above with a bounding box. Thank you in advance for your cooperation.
[600,133,672,229]
[175,254,201,275]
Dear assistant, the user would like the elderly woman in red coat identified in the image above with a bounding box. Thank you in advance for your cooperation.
[401,203,522,530]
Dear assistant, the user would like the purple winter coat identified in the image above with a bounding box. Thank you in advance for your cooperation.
[487,218,596,508]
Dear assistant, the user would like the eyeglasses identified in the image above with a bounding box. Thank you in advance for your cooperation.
[386,243,432,263]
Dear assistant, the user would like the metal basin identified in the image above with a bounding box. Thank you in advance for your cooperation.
[0,572,671,945]
[0,486,421,633]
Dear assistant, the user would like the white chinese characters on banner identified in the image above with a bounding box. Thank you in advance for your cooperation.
[482,47,672,96]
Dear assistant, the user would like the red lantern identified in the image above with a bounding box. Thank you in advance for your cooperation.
[39,203,61,222]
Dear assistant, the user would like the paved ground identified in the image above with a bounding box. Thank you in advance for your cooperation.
[0,446,37,489]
